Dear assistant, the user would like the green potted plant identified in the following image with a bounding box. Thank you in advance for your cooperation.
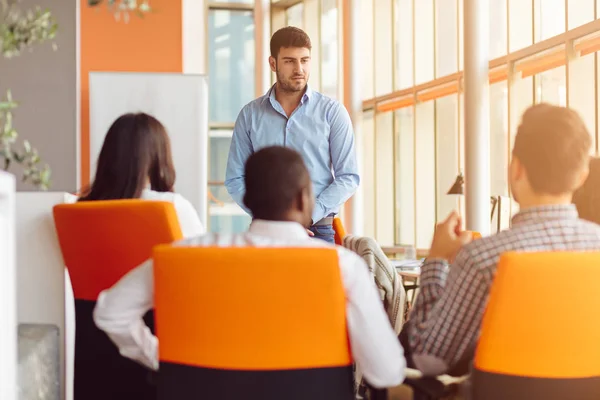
[0,0,58,189]
[0,0,150,190]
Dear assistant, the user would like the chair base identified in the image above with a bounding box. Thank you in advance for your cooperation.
[158,362,354,400]
[74,300,156,400]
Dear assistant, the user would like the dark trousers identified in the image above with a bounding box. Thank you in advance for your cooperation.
[309,224,335,244]
[309,213,337,244]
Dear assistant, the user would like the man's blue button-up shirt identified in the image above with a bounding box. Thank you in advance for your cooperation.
[225,85,360,223]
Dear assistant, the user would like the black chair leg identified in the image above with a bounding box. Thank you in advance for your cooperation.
[364,387,388,400]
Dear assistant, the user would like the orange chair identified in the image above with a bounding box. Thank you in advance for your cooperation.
[153,246,354,400]
[333,217,347,245]
[473,252,600,400]
[53,200,183,400]
[468,231,482,240]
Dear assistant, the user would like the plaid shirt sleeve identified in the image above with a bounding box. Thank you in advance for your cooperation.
[408,247,490,375]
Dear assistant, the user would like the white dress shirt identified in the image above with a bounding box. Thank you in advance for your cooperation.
[93,220,406,388]
[140,189,205,238]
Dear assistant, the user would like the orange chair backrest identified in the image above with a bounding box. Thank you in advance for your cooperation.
[466,231,482,240]
[153,246,352,370]
[333,217,347,245]
[53,200,183,301]
[475,251,600,378]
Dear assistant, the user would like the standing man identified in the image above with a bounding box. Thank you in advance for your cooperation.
[225,26,359,244]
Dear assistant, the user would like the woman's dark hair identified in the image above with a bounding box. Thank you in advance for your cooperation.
[573,157,600,224]
[79,113,176,201]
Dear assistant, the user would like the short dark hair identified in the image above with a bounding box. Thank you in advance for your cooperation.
[243,146,310,220]
[270,26,312,58]
[573,157,600,223]
[79,113,176,201]
[512,104,591,194]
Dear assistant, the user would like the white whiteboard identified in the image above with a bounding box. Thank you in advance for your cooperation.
[89,72,208,226]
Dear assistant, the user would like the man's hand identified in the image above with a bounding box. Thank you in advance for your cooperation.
[428,211,472,261]
[306,229,315,237]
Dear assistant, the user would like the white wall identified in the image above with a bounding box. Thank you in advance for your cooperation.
[0,171,16,400]
[16,192,77,400]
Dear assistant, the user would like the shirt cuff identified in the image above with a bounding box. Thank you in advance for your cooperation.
[420,259,448,286]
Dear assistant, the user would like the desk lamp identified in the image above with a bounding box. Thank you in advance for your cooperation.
[447,173,498,221]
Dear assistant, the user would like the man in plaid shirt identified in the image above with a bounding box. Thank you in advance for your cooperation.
[404,103,600,376]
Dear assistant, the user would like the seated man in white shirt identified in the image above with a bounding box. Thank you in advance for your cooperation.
[93,145,406,388]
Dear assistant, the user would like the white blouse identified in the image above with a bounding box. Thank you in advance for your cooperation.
[140,189,205,238]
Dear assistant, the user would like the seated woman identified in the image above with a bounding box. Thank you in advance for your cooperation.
[79,112,204,237]
[573,157,600,224]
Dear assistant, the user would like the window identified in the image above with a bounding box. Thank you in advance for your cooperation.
[569,52,596,151]
[395,108,415,245]
[375,112,395,245]
[435,0,458,77]
[436,95,459,222]
[534,0,565,42]
[208,130,252,233]
[458,0,464,70]
[415,101,436,248]
[490,81,509,197]
[375,0,393,96]
[394,0,413,90]
[509,0,533,52]
[415,0,435,84]
[510,75,534,150]
[208,8,255,233]
[362,0,374,98]
[361,0,600,243]
[509,75,534,217]
[304,0,321,91]
[568,0,594,29]
[489,0,508,59]
[362,111,376,238]
[320,0,339,99]
[286,3,304,28]
[535,66,566,106]
[208,9,255,123]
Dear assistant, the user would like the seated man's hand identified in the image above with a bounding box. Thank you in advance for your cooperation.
[306,229,315,237]
[428,211,472,261]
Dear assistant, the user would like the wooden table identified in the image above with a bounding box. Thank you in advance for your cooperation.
[381,246,429,258]
[389,260,422,305]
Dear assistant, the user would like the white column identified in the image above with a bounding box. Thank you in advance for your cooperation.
[463,0,490,235]
[182,0,207,74]
[0,171,16,400]
[343,0,363,235]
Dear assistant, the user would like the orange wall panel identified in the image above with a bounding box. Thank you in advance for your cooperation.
[80,0,183,187]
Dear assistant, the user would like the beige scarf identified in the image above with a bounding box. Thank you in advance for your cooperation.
[342,235,406,398]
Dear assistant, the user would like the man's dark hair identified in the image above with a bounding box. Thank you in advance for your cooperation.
[513,103,591,194]
[573,157,600,223]
[270,26,312,58]
[243,146,310,220]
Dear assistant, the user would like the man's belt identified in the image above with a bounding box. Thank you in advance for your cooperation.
[312,217,334,226]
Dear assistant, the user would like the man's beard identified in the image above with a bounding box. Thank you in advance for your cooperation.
[276,67,307,93]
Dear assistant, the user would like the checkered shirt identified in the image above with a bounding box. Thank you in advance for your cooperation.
[408,204,600,373]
